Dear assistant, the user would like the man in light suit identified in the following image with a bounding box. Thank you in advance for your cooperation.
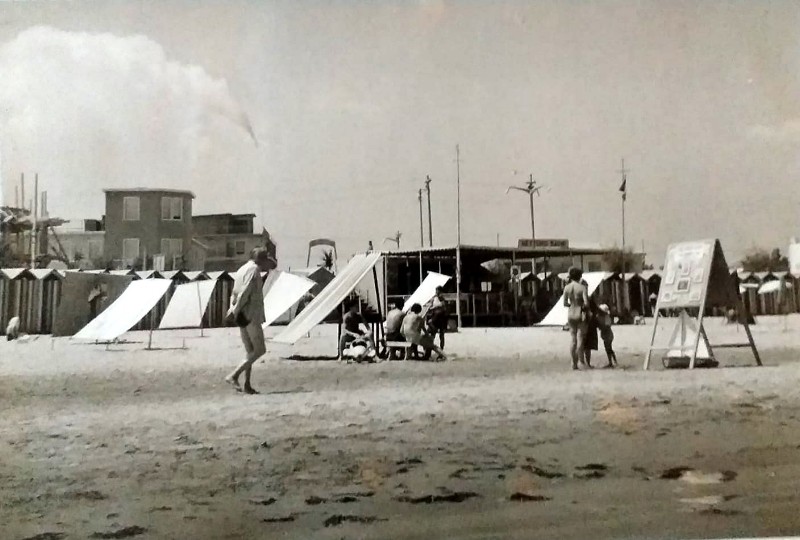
[225,247,276,394]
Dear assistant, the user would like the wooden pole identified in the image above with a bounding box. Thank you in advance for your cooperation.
[528,174,536,241]
[31,174,38,267]
[456,245,462,329]
[418,189,424,248]
[372,265,384,346]
[425,175,433,247]
[455,145,462,331]
[740,297,762,366]
[689,298,707,370]
[196,281,204,337]
[644,305,661,370]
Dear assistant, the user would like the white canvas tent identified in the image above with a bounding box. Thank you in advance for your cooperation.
[261,270,315,328]
[272,252,382,344]
[402,271,451,313]
[158,279,217,329]
[535,272,612,326]
[73,279,172,341]
[757,280,792,295]
[664,310,711,359]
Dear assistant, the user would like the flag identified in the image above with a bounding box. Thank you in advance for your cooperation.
[619,175,627,201]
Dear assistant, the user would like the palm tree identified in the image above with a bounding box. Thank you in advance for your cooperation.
[320,250,335,273]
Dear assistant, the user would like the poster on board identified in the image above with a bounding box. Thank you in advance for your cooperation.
[656,239,737,311]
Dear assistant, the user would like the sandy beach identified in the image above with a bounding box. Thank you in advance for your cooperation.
[3,316,800,540]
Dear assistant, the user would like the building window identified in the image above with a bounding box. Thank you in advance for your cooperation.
[235,240,246,255]
[161,197,183,221]
[160,238,183,258]
[122,238,140,261]
[122,197,140,221]
[588,261,601,272]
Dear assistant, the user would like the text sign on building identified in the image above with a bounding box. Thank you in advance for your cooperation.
[517,238,570,249]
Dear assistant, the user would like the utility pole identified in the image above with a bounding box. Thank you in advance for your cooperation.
[455,144,462,330]
[527,174,535,241]
[506,174,543,243]
[383,231,402,249]
[418,189,424,247]
[31,173,38,268]
[424,175,433,247]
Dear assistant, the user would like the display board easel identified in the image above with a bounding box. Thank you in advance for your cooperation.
[644,239,761,370]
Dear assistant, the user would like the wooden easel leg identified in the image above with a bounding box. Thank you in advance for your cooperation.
[700,324,715,364]
[739,299,761,366]
[689,302,707,370]
[644,311,661,370]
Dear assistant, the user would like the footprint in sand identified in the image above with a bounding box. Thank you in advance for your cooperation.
[323,514,386,527]
[89,525,147,539]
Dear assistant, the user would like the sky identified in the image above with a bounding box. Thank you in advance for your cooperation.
[0,0,798,269]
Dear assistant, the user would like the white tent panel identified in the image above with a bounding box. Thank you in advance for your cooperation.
[402,271,451,313]
[262,271,315,328]
[158,280,217,329]
[757,280,792,295]
[665,310,711,359]
[73,279,172,340]
[535,272,612,327]
[272,252,383,344]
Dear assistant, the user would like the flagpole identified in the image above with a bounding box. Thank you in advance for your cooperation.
[619,158,628,275]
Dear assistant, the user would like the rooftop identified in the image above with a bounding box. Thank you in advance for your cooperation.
[384,244,616,258]
[193,213,256,219]
[102,188,195,198]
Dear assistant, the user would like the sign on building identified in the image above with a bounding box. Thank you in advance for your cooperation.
[517,238,569,249]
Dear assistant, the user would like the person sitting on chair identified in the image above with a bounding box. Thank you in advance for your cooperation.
[384,301,406,360]
[338,301,375,361]
[402,303,447,361]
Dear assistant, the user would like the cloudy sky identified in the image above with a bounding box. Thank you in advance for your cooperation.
[0,0,798,269]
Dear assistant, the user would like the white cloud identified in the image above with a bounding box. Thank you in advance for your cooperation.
[0,26,257,213]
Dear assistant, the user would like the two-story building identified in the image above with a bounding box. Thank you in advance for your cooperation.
[103,188,194,270]
[192,213,278,272]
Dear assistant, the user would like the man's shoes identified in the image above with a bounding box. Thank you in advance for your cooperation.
[243,386,260,395]
[225,376,241,391]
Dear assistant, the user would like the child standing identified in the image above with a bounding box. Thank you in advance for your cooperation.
[597,304,618,368]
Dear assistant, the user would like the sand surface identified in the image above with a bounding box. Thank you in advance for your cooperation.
[3,316,800,540]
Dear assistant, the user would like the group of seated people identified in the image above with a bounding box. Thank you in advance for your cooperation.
[337,287,449,362]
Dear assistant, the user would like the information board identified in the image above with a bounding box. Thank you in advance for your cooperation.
[646,239,759,370]
[657,240,714,309]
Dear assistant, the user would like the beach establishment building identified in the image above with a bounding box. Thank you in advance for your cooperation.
[383,242,649,327]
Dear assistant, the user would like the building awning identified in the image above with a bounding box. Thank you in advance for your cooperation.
[384,244,610,259]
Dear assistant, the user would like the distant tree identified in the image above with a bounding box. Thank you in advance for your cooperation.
[601,248,639,274]
[741,248,789,272]
[320,250,335,273]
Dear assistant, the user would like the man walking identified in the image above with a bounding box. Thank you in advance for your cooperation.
[225,247,276,394]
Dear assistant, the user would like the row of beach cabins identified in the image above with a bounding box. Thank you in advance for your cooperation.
[525,269,797,322]
[0,266,797,336]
